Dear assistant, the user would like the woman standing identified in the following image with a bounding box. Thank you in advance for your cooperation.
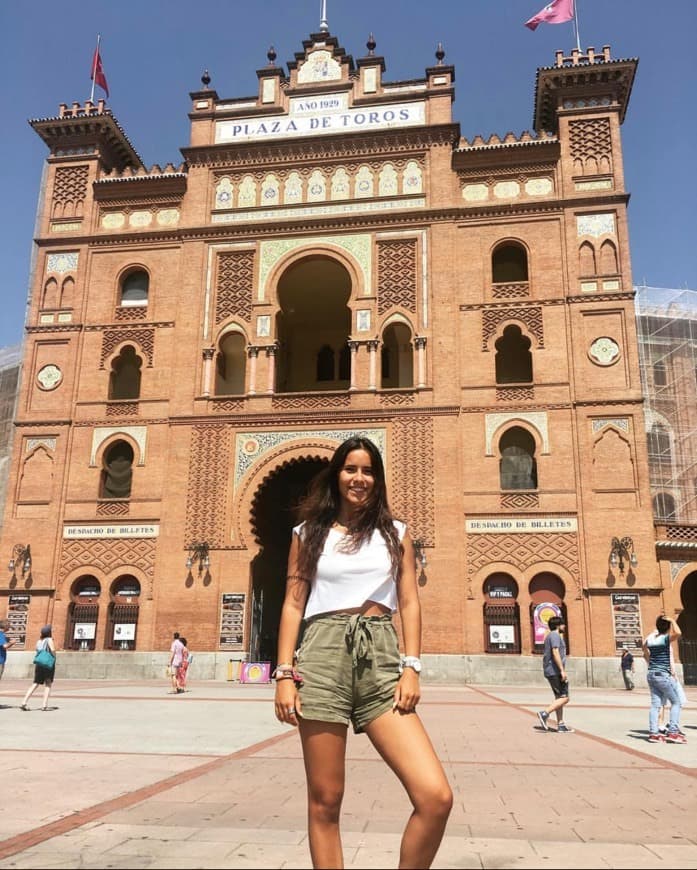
[274,436,452,869]
[20,624,56,711]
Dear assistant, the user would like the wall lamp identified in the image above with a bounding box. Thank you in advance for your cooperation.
[609,536,638,575]
[8,543,31,576]
[186,541,210,574]
[413,537,428,570]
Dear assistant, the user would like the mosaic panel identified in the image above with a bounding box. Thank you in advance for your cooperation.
[258,234,372,300]
[234,428,386,489]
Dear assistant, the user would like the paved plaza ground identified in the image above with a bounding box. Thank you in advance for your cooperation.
[0,676,695,869]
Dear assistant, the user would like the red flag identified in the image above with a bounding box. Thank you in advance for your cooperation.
[91,46,109,97]
[525,0,574,31]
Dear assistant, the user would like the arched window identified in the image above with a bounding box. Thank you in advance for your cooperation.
[492,242,528,283]
[381,322,413,388]
[495,325,533,384]
[316,345,335,381]
[109,345,142,399]
[653,492,676,521]
[215,332,246,395]
[120,270,149,307]
[653,361,667,387]
[100,441,134,499]
[648,424,671,461]
[499,427,537,490]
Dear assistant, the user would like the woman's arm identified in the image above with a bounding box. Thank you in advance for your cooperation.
[394,530,422,711]
[274,533,309,725]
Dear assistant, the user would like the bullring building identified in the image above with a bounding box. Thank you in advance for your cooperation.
[2,19,690,683]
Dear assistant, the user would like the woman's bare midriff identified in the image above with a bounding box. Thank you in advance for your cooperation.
[320,601,391,618]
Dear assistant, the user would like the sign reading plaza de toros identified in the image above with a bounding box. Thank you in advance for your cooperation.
[216,96,426,144]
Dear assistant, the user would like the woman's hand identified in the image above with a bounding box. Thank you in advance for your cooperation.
[392,669,421,714]
[274,679,301,727]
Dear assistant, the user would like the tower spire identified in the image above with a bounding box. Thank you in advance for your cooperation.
[319,0,329,33]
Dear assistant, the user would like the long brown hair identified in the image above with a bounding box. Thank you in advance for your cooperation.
[296,437,402,580]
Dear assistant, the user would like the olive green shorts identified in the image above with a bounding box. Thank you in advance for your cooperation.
[297,612,400,734]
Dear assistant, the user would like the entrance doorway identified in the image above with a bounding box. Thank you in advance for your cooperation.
[249,456,328,665]
[678,570,697,685]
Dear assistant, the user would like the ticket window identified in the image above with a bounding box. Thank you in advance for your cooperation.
[106,577,141,650]
[66,576,101,650]
[484,603,521,653]
[483,574,521,654]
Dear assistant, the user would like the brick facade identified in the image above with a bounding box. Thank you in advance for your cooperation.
[2,32,689,672]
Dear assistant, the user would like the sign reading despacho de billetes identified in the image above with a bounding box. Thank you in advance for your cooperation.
[466,518,577,534]
[63,524,159,538]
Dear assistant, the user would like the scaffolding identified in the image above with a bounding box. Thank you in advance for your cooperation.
[635,286,697,524]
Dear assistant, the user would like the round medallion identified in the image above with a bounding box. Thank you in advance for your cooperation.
[589,337,620,366]
[37,364,63,390]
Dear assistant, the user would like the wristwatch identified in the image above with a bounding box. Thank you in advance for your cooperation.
[400,655,422,674]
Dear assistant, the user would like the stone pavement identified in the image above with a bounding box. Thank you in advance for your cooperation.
[0,677,695,869]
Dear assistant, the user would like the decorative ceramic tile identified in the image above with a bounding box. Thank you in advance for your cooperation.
[234,427,386,488]
[591,418,629,433]
[90,426,147,466]
[46,252,78,274]
[589,336,620,366]
[485,412,549,455]
[259,233,372,300]
[577,213,615,238]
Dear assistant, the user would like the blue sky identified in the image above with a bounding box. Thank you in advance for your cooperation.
[1,0,695,349]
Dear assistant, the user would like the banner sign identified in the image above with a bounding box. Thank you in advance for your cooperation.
[611,593,643,650]
[219,593,245,649]
[216,99,426,144]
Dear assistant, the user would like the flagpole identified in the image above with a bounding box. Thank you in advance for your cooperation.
[89,34,100,103]
[573,0,581,52]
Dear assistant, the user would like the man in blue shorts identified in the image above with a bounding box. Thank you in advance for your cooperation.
[536,616,574,733]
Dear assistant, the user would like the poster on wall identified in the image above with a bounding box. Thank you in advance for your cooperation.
[114,623,136,641]
[219,592,245,649]
[532,602,562,645]
[6,594,29,648]
[611,592,642,650]
[73,623,96,640]
[489,625,515,645]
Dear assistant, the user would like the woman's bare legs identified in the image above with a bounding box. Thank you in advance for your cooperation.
[365,709,453,870]
[41,680,52,709]
[298,720,348,869]
[22,683,38,706]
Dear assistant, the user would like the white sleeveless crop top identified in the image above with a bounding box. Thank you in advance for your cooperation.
[294,520,406,619]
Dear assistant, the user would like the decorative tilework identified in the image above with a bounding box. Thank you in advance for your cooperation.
[90,426,147,466]
[577,213,615,238]
[46,252,78,274]
[258,234,372,301]
[670,561,690,584]
[234,428,386,488]
[213,197,425,226]
[591,418,629,434]
[485,412,549,455]
[27,438,56,453]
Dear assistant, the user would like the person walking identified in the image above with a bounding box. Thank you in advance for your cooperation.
[620,648,635,690]
[274,436,452,869]
[536,616,574,733]
[644,616,685,743]
[168,631,184,694]
[0,619,15,682]
[176,637,190,692]
[20,625,56,711]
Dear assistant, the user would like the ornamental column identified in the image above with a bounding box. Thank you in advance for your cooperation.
[415,336,427,388]
[348,340,360,391]
[247,346,259,395]
[202,347,215,397]
[367,339,379,390]
[266,344,278,394]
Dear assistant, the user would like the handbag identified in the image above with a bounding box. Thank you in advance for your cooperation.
[33,645,55,668]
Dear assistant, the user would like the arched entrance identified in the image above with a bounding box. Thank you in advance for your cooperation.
[677,570,697,685]
[248,456,329,665]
